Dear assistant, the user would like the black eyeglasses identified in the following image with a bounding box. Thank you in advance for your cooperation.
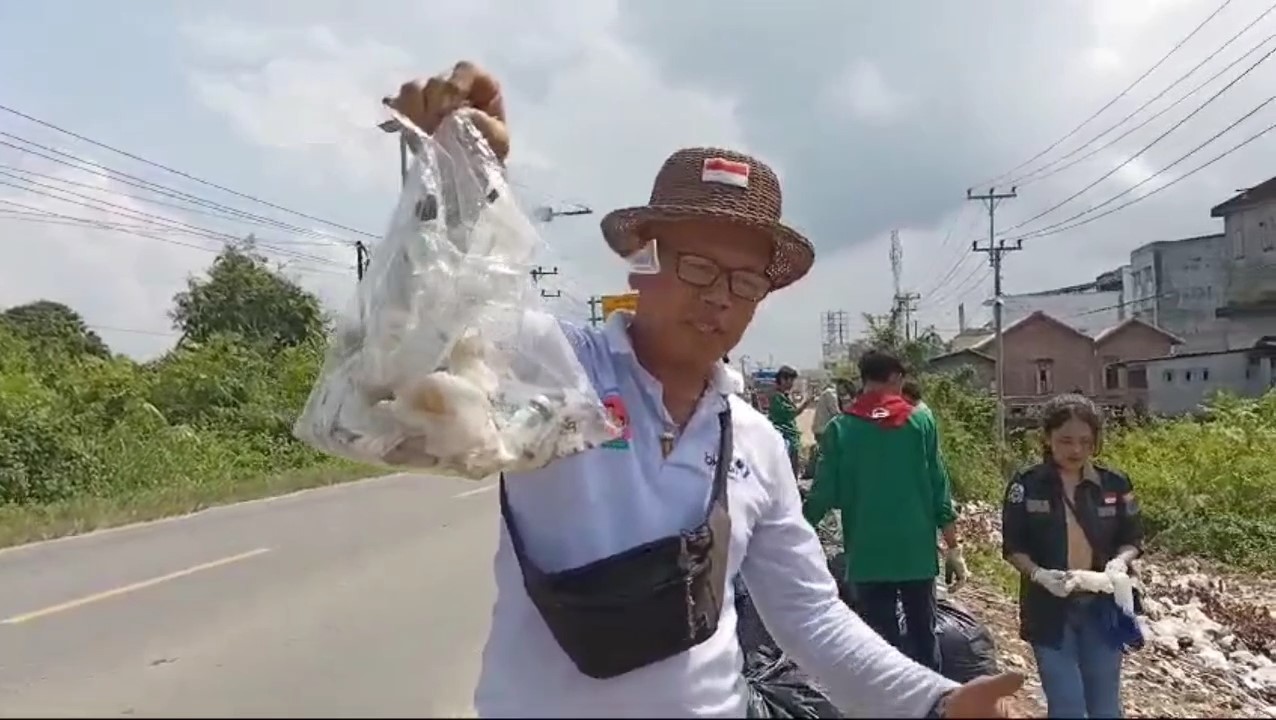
[675,253,772,302]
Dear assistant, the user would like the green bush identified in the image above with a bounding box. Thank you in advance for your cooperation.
[926,373,1276,569]
[0,325,334,507]
[0,246,348,516]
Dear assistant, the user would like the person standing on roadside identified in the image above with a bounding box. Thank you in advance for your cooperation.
[811,378,844,440]
[902,379,930,416]
[803,349,968,671]
[387,60,1021,719]
[807,377,848,478]
[1002,393,1143,719]
[768,365,813,475]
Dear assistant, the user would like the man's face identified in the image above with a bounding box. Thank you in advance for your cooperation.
[777,375,795,392]
[630,218,773,366]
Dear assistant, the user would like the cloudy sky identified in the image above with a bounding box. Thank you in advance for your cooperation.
[1,0,1273,369]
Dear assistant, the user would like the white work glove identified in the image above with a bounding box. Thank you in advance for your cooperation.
[1031,568,1071,598]
[1108,571,1136,616]
[1104,557,1135,616]
[945,546,970,591]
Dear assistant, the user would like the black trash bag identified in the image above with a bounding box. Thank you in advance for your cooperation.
[935,597,999,683]
[829,557,996,685]
[735,581,777,656]
[744,646,842,719]
[825,552,855,609]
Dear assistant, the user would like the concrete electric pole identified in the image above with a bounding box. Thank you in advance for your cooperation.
[968,186,1019,450]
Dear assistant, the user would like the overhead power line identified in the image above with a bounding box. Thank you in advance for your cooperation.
[0,135,355,247]
[1005,114,1276,244]
[0,164,340,247]
[0,176,346,268]
[973,0,1235,187]
[1013,18,1276,187]
[1000,42,1276,236]
[0,201,347,277]
[0,102,379,239]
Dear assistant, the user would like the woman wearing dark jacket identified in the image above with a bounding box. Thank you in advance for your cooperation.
[1001,394,1144,718]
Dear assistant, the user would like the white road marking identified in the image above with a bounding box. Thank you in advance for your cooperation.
[1,548,272,625]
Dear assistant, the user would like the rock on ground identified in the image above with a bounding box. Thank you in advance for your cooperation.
[955,502,1276,718]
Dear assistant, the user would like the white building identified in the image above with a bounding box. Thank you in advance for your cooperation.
[1124,232,1229,353]
[1124,338,1276,416]
[1000,269,1126,336]
[1212,176,1276,348]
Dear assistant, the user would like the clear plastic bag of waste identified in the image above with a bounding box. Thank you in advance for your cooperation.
[294,107,615,479]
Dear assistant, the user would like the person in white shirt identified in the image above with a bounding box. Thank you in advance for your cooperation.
[722,355,747,396]
[388,62,1021,719]
[811,379,847,441]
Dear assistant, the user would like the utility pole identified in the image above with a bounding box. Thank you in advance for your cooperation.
[587,296,603,327]
[968,186,1019,451]
[896,293,920,341]
[355,241,369,280]
[366,115,415,282]
[530,265,561,299]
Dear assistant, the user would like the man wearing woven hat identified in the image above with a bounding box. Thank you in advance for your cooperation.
[388,62,1021,719]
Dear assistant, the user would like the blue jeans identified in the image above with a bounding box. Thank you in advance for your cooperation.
[1032,609,1124,718]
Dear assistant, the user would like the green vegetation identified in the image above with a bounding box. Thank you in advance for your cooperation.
[0,242,375,548]
[864,325,1276,571]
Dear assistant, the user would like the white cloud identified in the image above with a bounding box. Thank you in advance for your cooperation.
[822,59,910,125]
[7,0,1274,370]
[0,161,211,358]
[179,3,752,349]
[183,23,414,193]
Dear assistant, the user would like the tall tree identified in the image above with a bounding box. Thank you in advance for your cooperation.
[171,241,327,351]
[859,312,946,371]
[0,300,110,358]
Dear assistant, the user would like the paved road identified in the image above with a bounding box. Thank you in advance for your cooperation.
[0,474,498,718]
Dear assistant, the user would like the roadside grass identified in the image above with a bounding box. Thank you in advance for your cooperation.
[0,461,383,550]
[964,540,1020,598]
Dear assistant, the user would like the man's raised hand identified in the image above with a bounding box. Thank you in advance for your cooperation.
[385,61,509,161]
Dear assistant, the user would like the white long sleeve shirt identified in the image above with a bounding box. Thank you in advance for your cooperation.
[723,363,747,395]
[473,312,957,718]
[811,387,841,437]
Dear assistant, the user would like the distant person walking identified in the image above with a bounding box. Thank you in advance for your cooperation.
[804,349,967,671]
[768,365,813,475]
[808,378,851,477]
[811,379,845,440]
[902,379,930,416]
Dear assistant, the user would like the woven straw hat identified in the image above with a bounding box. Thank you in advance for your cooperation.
[600,147,814,290]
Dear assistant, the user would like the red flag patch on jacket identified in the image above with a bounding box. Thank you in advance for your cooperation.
[847,390,915,429]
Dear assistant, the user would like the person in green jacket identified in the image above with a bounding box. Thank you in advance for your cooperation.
[767,365,813,475]
[803,349,968,671]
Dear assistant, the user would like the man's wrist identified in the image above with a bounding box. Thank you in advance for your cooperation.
[926,689,955,719]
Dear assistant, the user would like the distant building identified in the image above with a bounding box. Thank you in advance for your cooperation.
[1117,175,1276,352]
[927,348,995,391]
[1120,337,1276,416]
[1124,232,1229,352]
[1212,176,1276,347]
[928,310,1181,413]
[1001,269,1126,336]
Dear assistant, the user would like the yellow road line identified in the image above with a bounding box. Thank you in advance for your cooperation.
[1,547,272,625]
